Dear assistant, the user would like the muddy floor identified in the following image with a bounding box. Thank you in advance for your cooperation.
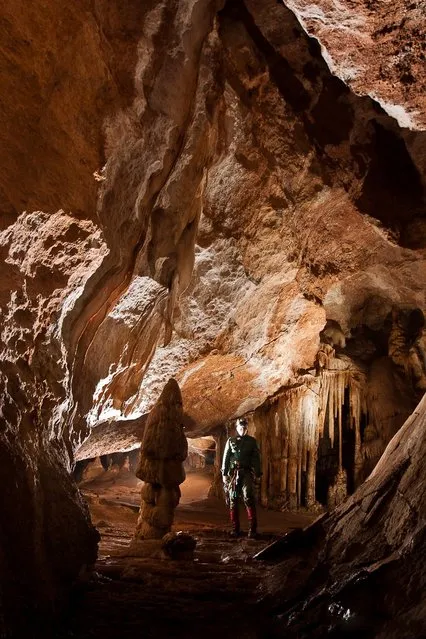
[57,468,317,639]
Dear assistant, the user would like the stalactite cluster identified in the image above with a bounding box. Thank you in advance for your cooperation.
[243,325,423,512]
[251,349,369,510]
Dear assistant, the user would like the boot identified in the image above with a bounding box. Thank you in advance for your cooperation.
[246,506,257,539]
[229,505,241,537]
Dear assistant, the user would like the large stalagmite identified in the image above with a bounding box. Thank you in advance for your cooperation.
[134,379,188,540]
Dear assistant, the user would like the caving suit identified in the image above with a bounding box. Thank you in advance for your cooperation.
[221,434,261,535]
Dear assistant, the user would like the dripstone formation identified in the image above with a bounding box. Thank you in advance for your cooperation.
[134,379,188,540]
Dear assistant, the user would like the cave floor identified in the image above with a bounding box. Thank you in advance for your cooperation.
[61,469,316,639]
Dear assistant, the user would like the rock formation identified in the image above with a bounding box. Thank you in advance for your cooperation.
[238,308,424,511]
[185,436,215,470]
[134,379,188,540]
[133,0,426,440]
[161,531,197,560]
[0,0,425,634]
[262,392,426,638]
[285,0,426,129]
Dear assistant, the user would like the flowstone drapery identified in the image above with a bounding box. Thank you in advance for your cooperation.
[246,325,424,511]
[252,354,366,511]
[133,378,188,540]
[238,339,419,512]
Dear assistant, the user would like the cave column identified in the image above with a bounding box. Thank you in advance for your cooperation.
[305,449,317,508]
[288,456,298,510]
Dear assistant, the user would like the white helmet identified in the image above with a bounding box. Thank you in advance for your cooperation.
[236,417,248,436]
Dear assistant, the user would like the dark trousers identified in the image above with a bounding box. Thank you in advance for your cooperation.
[228,469,257,533]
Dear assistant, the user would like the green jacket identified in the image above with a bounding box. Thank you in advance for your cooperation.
[221,434,261,477]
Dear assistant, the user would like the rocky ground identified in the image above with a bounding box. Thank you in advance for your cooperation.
[56,469,315,639]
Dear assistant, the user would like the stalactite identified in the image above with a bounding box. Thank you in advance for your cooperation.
[235,344,409,512]
[318,372,329,438]
[251,348,369,511]
[337,373,344,469]
[328,374,335,448]
[281,405,289,496]
[274,411,279,438]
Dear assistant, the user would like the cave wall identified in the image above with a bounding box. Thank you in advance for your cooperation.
[0,0,222,633]
[263,392,426,638]
[126,0,426,434]
[76,0,425,486]
[0,0,425,633]
[1,1,226,631]
[285,0,426,130]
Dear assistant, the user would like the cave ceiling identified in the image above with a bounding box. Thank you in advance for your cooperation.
[0,0,425,457]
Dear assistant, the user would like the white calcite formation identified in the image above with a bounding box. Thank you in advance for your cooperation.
[251,354,366,509]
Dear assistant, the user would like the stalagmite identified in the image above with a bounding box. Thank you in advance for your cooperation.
[133,378,188,542]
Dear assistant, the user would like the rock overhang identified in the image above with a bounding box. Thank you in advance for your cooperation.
[68,0,426,457]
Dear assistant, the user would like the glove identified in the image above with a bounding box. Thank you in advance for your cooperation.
[253,475,261,488]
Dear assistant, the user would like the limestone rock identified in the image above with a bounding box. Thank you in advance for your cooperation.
[265,393,426,637]
[162,532,197,560]
[285,0,426,129]
[126,538,165,559]
[327,468,348,510]
[136,458,186,488]
[123,0,426,440]
[139,502,175,530]
[139,380,188,462]
[133,379,187,541]
[140,482,158,505]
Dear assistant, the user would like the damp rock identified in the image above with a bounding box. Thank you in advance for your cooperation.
[162,531,197,560]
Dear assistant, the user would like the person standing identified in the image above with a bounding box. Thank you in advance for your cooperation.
[221,417,262,538]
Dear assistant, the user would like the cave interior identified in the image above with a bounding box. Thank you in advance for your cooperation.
[0,0,425,637]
